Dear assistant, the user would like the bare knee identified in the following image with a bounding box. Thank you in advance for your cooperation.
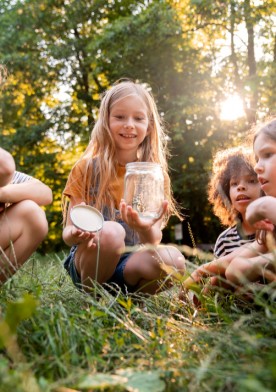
[156,245,186,271]
[17,200,48,241]
[100,221,125,250]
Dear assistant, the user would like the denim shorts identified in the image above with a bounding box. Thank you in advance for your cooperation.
[64,246,138,294]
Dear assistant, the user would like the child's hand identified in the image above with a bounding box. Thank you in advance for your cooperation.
[183,257,232,290]
[70,225,97,248]
[246,197,275,231]
[119,199,168,231]
[250,218,274,231]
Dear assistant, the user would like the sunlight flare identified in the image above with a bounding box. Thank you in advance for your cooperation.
[220,94,245,121]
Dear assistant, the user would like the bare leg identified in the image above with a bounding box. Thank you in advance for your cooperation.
[123,245,186,294]
[0,200,48,282]
[75,221,126,288]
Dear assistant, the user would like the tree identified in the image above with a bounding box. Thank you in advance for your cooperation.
[0,0,275,250]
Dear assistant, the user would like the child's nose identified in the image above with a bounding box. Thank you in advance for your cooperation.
[254,161,263,173]
[237,182,246,191]
[124,118,134,128]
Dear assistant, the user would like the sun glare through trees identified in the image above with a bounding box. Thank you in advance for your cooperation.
[220,94,245,121]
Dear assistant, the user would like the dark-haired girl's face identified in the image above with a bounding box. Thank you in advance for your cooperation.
[254,133,276,197]
[229,167,261,218]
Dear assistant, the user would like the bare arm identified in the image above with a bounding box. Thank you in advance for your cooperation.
[226,251,276,285]
[0,178,52,206]
[246,196,276,226]
[0,148,15,187]
[183,240,265,289]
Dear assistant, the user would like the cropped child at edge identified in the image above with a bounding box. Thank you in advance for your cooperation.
[0,66,52,283]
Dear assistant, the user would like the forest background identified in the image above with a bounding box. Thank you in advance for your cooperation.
[0,0,275,253]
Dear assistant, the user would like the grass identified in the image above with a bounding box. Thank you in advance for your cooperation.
[0,251,275,392]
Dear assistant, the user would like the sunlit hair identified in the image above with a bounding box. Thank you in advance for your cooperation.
[62,79,181,223]
[252,117,276,244]
[208,145,258,226]
[253,116,276,145]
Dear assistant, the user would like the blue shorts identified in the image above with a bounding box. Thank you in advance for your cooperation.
[64,246,138,294]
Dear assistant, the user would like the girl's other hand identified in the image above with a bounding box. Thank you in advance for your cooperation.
[119,199,168,231]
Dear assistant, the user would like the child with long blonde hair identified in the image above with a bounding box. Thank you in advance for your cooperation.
[62,79,185,294]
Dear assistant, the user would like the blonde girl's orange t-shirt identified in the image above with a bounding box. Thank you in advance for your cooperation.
[63,159,126,209]
[63,159,169,210]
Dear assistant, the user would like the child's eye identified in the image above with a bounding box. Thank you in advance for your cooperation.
[230,181,237,187]
[115,115,124,120]
[135,117,145,121]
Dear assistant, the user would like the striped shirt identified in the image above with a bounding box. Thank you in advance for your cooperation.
[214,225,255,258]
[12,171,33,184]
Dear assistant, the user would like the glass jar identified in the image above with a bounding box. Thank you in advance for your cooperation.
[124,162,164,219]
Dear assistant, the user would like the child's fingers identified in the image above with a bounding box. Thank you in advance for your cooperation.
[183,259,230,289]
[149,200,168,225]
[161,200,169,215]
[119,199,128,220]
[88,237,96,248]
[253,219,274,231]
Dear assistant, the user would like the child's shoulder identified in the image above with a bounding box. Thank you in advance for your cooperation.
[217,225,238,240]
[71,156,97,173]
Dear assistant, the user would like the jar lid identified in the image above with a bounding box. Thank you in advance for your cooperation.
[70,205,103,232]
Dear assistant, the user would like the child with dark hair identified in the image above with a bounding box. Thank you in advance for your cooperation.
[208,146,262,257]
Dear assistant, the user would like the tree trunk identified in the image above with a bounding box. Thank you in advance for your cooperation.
[244,0,258,124]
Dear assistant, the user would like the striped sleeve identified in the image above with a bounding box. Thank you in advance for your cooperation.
[12,171,33,184]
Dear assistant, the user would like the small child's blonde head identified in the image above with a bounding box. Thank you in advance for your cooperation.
[253,117,276,145]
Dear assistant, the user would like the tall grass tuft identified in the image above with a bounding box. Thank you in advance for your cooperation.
[0,252,275,391]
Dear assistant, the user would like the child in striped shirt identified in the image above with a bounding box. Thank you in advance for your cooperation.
[208,146,262,257]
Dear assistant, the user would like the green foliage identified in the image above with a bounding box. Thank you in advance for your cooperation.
[4,293,38,334]
[0,0,275,250]
[75,369,165,391]
[0,253,275,391]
